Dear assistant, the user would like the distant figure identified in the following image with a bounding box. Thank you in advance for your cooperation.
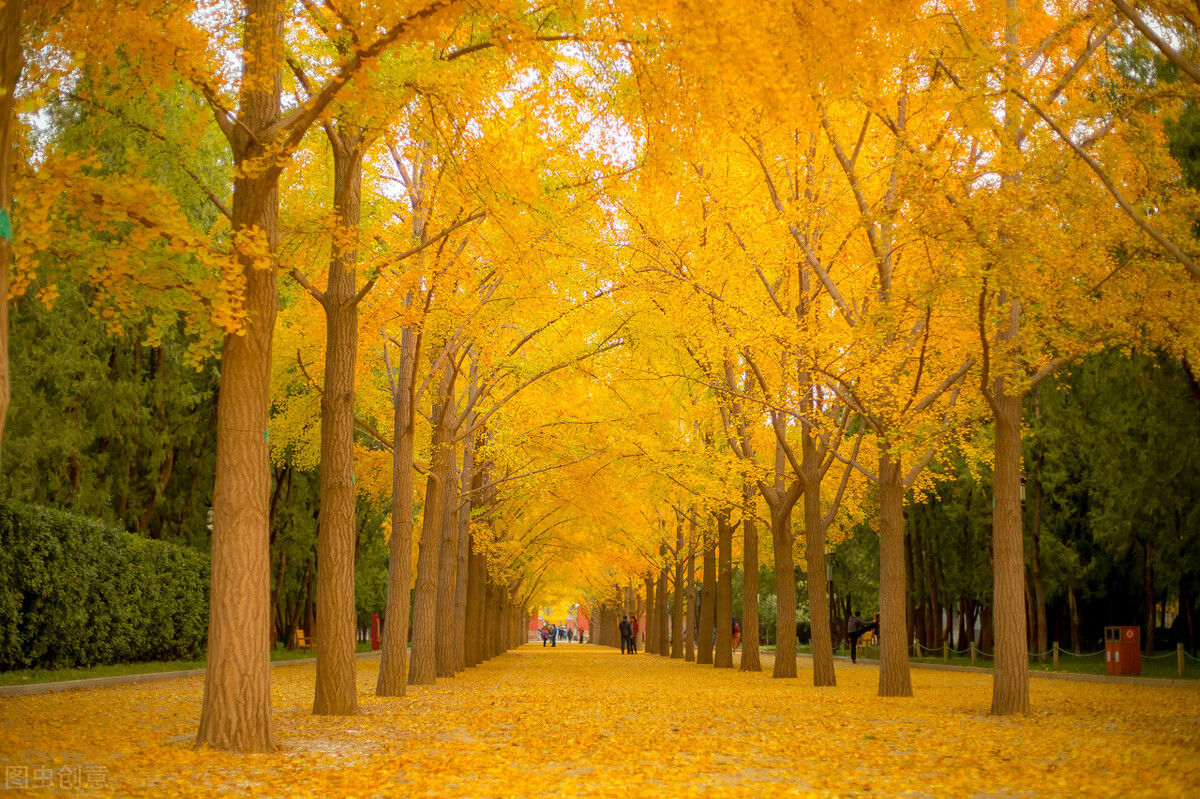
[846,610,880,663]
[540,625,550,647]
[629,617,640,654]
[619,615,632,654]
[732,618,741,651]
[550,624,558,647]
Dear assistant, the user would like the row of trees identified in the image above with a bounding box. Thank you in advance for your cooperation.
[2,0,1199,753]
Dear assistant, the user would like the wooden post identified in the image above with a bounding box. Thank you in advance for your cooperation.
[912,639,919,660]
[943,641,949,662]
[1180,643,1185,679]
[1053,641,1059,671]
[970,641,976,667]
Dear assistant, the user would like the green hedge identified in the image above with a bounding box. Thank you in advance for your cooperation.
[0,498,209,670]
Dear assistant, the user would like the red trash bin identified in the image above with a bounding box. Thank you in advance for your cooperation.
[1105,626,1141,676]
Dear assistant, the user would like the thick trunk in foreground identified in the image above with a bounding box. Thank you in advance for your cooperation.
[698,540,715,665]
[990,388,1029,714]
[197,0,283,752]
[803,432,834,686]
[0,0,23,450]
[714,511,733,668]
[740,489,760,672]
[878,455,912,697]
[376,326,418,696]
[312,129,363,717]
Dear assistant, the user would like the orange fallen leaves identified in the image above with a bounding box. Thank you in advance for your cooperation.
[0,647,1197,797]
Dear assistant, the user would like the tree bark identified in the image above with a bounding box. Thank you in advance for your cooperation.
[482,576,496,660]
[698,538,715,664]
[451,416,476,672]
[740,487,760,672]
[1068,584,1082,654]
[376,326,418,695]
[878,455,912,697]
[434,439,458,677]
[802,430,834,685]
[655,555,668,656]
[408,361,453,685]
[685,532,696,662]
[714,510,733,668]
[197,0,283,752]
[312,126,363,717]
[643,576,654,653]
[990,388,1030,714]
[1144,538,1155,656]
[0,0,23,451]
[671,525,684,659]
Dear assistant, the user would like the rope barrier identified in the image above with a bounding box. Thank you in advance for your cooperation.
[1184,651,1200,663]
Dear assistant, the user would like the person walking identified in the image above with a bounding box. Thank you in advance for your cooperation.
[846,610,879,663]
[550,624,558,647]
[732,618,741,651]
[540,625,550,647]
[618,615,631,654]
[629,616,640,654]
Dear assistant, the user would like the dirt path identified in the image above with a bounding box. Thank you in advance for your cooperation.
[1,644,1197,796]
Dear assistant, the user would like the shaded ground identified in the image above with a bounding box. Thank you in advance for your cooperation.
[1,645,1197,796]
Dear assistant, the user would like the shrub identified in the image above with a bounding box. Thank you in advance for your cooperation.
[0,497,209,669]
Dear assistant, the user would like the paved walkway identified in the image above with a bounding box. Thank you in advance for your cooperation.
[1,644,1198,796]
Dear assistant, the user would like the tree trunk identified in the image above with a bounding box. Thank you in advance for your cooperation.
[451,416,476,673]
[463,463,486,668]
[643,576,655,653]
[434,440,458,677]
[698,538,715,664]
[686,530,696,662]
[715,510,733,668]
[197,0,283,753]
[904,526,917,649]
[1068,584,1082,654]
[740,487,760,672]
[803,431,834,685]
[0,0,23,450]
[409,362,454,685]
[482,577,496,660]
[671,526,684,659]
[769,486,800,679]
[990,387,1030,714]
[877,455,912,697]
[376,328,418,695]
[1144,538,1155,656]
[312,127,363,717]
[923,514,942,649]
[655,557,668,656]
[910,518,928,648]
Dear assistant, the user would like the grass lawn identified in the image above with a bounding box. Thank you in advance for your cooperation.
[755,642,1200,679]
[0,641,376,687]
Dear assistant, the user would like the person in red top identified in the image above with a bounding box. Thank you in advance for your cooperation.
[628,617,640,654]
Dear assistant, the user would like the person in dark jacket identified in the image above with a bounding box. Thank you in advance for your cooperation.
[618,615,632,654]
[846,610,879,663]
